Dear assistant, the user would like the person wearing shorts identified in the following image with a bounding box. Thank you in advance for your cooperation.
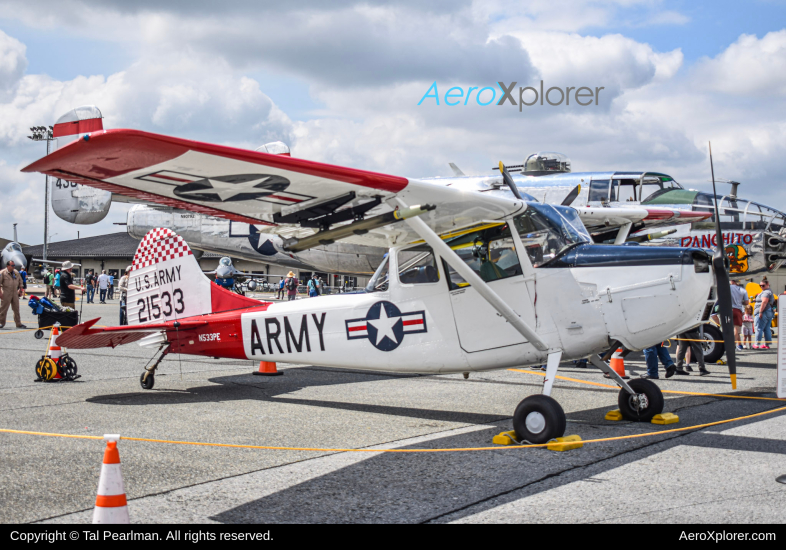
[729,280,748,351]
[742,305,754,349]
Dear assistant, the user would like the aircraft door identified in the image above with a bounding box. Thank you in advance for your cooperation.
[444,232,536,353]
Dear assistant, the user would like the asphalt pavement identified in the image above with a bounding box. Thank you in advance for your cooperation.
[0,291,784,524]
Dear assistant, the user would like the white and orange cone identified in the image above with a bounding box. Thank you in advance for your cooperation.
[610,348,630,379]
[48,323,63,380]
[253,361,283,376]
[92,435,129,524]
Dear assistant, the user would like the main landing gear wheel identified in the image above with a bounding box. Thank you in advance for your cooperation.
[700,324,725,364]
[618,378,664,422]
[513,394,567,444]
[140,372,155,390]
[34,330,44,340]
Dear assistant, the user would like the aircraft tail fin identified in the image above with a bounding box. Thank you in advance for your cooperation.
[127,228,261,326]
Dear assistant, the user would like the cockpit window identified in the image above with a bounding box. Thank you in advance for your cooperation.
[588,179,610,202]
[611,180,638,202]
[443,224,522,289]
[397,246,440,285]
[642,188,701,206]
[514,204,592,267]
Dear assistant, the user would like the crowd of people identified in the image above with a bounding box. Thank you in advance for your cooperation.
[275,272,329,300]
[642,276,781,379]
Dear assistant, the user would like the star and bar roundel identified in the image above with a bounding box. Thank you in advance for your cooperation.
[345,301,427,351]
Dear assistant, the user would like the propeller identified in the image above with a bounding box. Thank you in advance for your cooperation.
[561,184,581,206]
[498,161,524,200]
[708,142,737,389]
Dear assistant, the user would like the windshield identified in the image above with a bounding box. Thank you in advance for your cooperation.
[514,204,592,266]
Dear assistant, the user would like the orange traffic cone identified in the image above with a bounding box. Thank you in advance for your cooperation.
[93,435,129,524]
[253,361,283,376]
[48,323,63,380]
[610,348,630,379]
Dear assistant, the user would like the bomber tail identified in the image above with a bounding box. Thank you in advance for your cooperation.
[127,228,261,326]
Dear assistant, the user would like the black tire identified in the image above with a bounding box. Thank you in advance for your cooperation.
[140,372,155,390]
[701,324,725,364]
[618,378,664,422]
[34,330,44,340]
[60,355,78,381]
[513,394,567,444]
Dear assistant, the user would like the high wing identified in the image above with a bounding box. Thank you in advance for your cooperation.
[22,129,525,246]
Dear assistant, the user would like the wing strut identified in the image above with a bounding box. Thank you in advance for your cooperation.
[396,199,549,352]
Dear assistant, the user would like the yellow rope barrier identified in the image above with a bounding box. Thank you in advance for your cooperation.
[2,403,785,452]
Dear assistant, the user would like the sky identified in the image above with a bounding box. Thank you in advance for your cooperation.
[1,0,786,245]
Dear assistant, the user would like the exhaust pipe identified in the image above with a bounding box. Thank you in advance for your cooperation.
[768,236,786,248]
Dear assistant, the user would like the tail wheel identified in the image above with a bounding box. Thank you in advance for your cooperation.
[35,357,57,381]
[140,371,155,390]
[618,378,664,422]
[513,394,567,444]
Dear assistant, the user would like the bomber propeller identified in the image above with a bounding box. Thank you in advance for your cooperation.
[708,142,738,389]
[561,184,581,206]
[498,161,524,200]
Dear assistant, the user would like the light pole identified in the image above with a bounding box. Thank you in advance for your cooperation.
[27,126,54,260]
[13,223,17,243]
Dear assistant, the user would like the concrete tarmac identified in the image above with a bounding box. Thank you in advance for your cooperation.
[0,296,784,524]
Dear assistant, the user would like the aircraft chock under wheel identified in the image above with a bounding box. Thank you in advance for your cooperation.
[513,394,567,444]
[617,378,664,422]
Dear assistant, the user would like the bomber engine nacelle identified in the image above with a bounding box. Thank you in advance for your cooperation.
[50,105,112,224]
[51,178,112,224]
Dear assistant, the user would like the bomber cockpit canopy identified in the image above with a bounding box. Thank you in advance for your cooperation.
[588,172,682,203]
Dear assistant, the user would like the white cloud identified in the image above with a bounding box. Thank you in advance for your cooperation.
[692,30,786,96]
[1,1,786,247]
[0,30,26,99]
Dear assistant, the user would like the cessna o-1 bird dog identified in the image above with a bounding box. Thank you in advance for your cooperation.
[23,131,740,444]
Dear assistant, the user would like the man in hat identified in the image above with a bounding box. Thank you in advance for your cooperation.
[59,261,85,309]
[0,260,26,329]
[285,271,299,301]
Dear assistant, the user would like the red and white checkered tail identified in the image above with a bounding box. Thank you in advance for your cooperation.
[126,228,214,325]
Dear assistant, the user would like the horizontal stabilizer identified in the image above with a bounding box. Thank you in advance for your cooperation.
[56,317,210,349]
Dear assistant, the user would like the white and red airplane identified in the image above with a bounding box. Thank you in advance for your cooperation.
[23,130,739,444]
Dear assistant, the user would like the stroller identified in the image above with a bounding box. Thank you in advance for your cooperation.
[28,296,79,339]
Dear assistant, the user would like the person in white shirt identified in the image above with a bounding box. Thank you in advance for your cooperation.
[97,270,110,304]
